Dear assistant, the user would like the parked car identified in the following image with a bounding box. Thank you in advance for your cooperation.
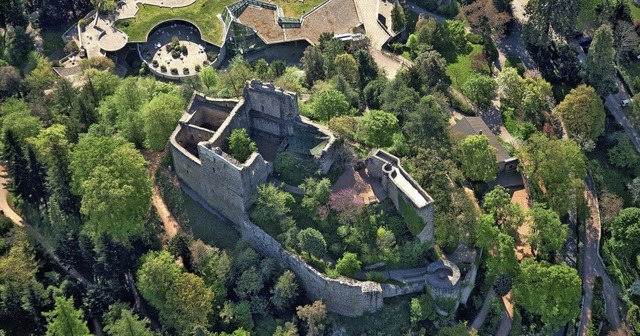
[621,99,633,107]
[579,36,592,46]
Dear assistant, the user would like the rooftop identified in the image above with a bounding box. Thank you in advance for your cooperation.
[451,117,512,163]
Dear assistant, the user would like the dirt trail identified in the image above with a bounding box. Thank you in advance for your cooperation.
[144,150,180,238]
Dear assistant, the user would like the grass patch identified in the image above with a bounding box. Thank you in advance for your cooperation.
[41,22,72,56]
[446,43,484,91]
[115,0,325,44]
[272,0,326,18]
[183,192,241,250]
[627,0,640,21]
[116,1,226,44]
[273,152,319,186]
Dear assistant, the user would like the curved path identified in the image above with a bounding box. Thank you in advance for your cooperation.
[144,150,181,238]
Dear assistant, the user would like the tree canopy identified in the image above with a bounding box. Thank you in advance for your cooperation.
[43,296,91,336]
[142,92,185,151]
[585,25,617,96]
[458,134,498,182]
[519,134,586,215]
[513,259,582,330]
[228,128,257,163]
[553,84,605,142]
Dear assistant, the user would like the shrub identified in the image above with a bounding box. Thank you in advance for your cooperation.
[172,36,179,44]
[274,152,318,186]
[207,51,219,62]
[119,21,130,27]
[335,252,361,277]
[152,59,158,67]
[195,64,201,72]
[183,67,189,74]
[366,271,385,282]
[465,33,484,45]
[64,40,79,54]
[181,45,188,54]
[78,18,88,28]
[227,128,256,163]
[171,49,181,58]
[160,65,167,72]
[170,68,178,74]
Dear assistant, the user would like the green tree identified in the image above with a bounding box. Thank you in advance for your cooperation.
[251,184,294,226]
[136,250,182,312]
[610,207,640,257]
[523,0,578,46]
[483,186,524,236]
[519,134,586,215]
[80,143,152,242]
[553,84,605,142]
[142,93,185,151]
[198,66,219,95]
[296,301,327,336]
[163,273,214,333]
[462,74,496,108]
[458,134,498,182]
[299,178,332,216]
[404,95,450,149]
[391,2,406,33]
[335,252,361,277]
[219,56,255,96]
[0,66,22,99]
[312,89,350,121]
[103,309,154,336]
[413,50,448,90]
[608,133,640,169]
[585,25,617,96]
[228,128,257,163]
[43,296,91,336]
[487,233,519,278]
[496,67,522,107]
[273,322,299,336]
[302,46,325,87]
[270,270,299,311]
[297,228,327,258]
[333,53,359,86]
[528,203,568,258]
[2,109,42,144]
[358,110,400,148]
[24,55,57,93]
[475,213,500,249]
[513,259,581,330]
[219,301,254,332]
[69,135,127,195]
[6,26,33,66]
[410,294,436,326]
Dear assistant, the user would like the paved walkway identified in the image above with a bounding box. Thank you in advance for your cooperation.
[355,0,391,49]
[470,288,496,331]
[578,177,623,334]
[137,0,195,7]
[406,1,444,23]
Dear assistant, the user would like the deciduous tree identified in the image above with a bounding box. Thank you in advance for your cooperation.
[391,2,406,33]
[312,89,350,121]
[462,74,496,108]
[553,84,605,142]
[163,273,214,333]
[519,134,586,215]
[458,134,498,182]
[228,128,257,163]
[528,203,568,257]
[335,252,361,277]
[142,93,185,151]
[297,228,327,258]
[358,110,400,148]
[136,251,182,312]
[513,259,581,331]
[270,270,299,311]
[296,301,327,336]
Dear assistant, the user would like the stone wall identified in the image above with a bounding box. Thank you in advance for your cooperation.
[366,149,435,242]
[239,216,384,316]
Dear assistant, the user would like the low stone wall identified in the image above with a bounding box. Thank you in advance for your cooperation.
[381,282,424,298]
[239,216,384,316]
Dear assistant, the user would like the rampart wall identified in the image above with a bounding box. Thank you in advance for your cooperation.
[239,216,384,316]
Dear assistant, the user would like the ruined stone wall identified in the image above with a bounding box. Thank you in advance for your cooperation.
[239,216,384,316]
[366,150,435,242]
[209,100,250,149]
[243,80,298,138]
[381,282,424,298]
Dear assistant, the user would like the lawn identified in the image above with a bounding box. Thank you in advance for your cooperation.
[184,193,241,250]
[116,1,226,44]
[445,43,484,91]
[272,0,326,18]
[41,22,73,56]
[627,0,640,21]
[115,0,326,45]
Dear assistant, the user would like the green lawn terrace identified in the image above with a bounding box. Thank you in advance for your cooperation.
[115,0,328,45]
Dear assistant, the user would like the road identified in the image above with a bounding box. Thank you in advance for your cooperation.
[605,82,640,152]
[406,2,445,23]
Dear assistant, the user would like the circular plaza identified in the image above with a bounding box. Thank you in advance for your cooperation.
[139,21,217,78]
